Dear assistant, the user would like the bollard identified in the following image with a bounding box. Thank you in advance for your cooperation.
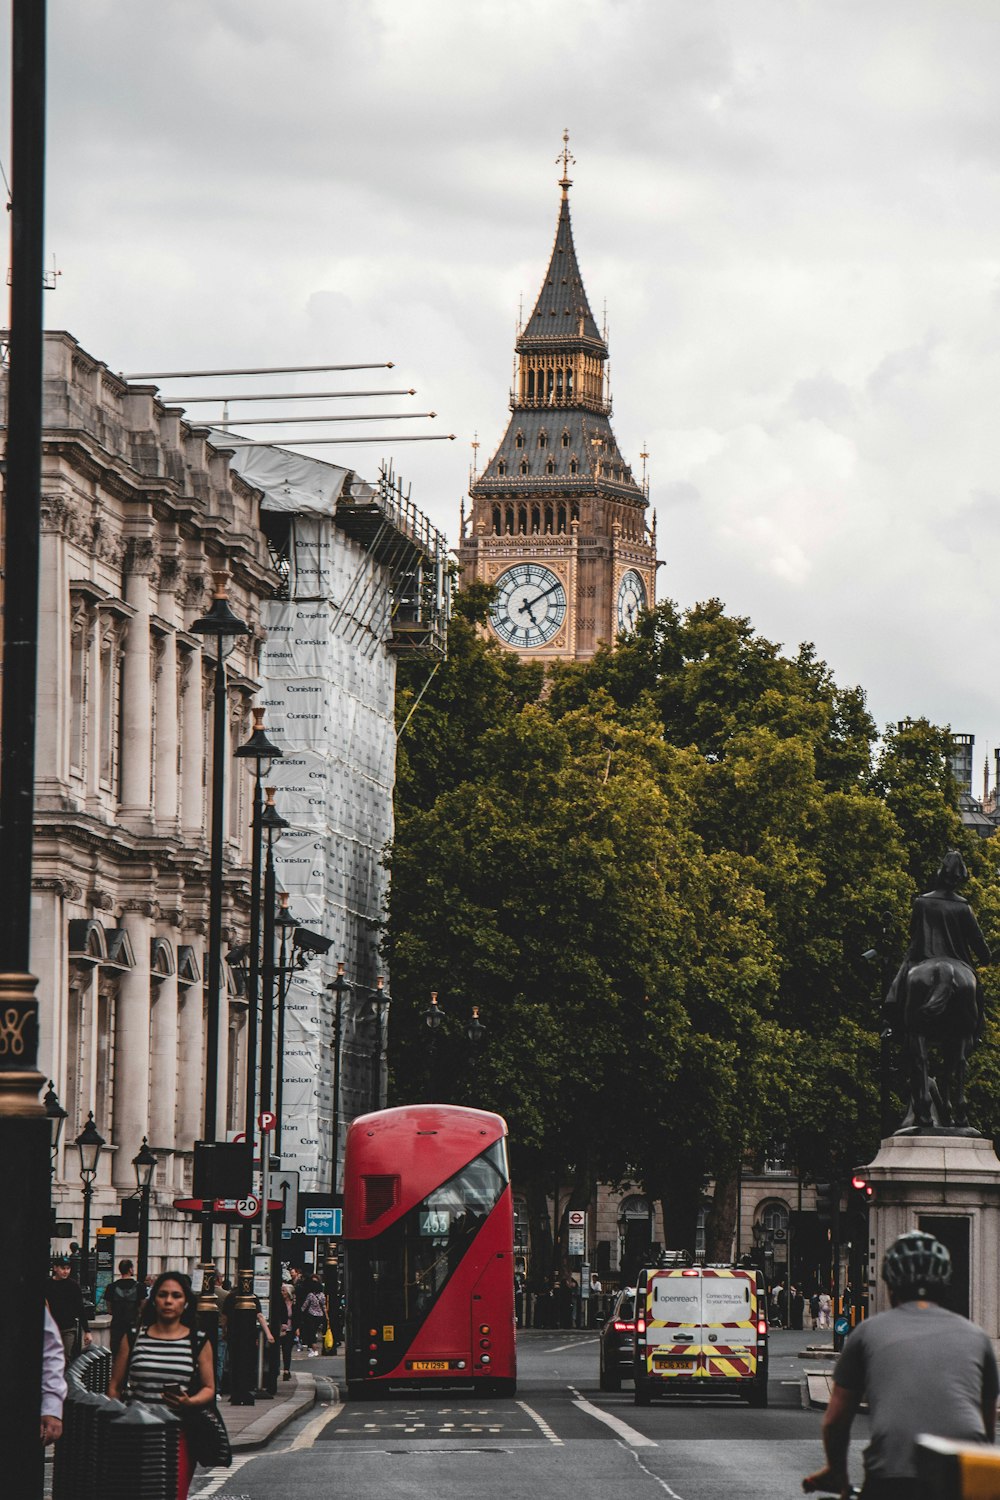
[228,1263,258,1406]
[103,1401,180,1500]
[197,1273,220,1381]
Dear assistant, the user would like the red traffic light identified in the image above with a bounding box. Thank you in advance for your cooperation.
[851,1174,874,1197]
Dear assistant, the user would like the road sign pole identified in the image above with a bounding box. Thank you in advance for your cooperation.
[259,1126,270,1249]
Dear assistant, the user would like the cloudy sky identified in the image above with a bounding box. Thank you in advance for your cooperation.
[6,1,1000,772]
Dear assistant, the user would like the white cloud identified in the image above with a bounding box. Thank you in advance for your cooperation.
[3,0,1000,754]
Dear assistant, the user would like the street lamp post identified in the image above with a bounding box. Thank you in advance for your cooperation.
[424,991,444,1097]
[44,1080,67,1177]
[0,6,54,1494]
[273,894,297,1161]
[258,789,288,1123]
[233,710,282,1288]
[235,708,283,1155]
[75,1113,105,1300]
[367,978,390,1113]
[191,571,250,1270]
[132,1138,157,1287]
[328,963,349,1189]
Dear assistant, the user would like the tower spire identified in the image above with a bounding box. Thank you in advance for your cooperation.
[557,128,575,200]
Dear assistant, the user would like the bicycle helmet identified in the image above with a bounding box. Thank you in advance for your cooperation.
[881,1230,952,1300]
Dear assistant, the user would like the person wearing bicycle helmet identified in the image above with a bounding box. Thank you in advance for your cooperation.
[804,1230,997,1499]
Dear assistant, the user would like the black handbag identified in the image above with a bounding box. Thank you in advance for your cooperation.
[183,1399,232,1469]
[184,1330,232,1469]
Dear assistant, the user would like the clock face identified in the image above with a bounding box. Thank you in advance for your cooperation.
[490,563,567,648]
[617,569,647,632]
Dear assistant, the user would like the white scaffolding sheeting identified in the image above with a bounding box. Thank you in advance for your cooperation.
[245,464,396,1196]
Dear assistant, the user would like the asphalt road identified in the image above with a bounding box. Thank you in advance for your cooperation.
[190,1329,869,1500]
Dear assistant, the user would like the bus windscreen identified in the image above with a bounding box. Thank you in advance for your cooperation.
[349,1138,508,1363]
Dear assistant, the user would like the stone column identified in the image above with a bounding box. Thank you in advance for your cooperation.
[112,907,152,1190]
[176,939,206,1152]
[148,952,179,1153]
[180,647,205,840]
[120,539,155,824]
[155,630,179,828]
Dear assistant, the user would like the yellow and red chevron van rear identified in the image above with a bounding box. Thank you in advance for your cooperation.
[633,1266,768,1407]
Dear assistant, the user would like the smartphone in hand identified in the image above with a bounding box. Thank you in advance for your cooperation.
[162,1382,182,1398]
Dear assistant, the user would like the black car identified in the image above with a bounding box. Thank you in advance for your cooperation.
[599,1288,636,1390]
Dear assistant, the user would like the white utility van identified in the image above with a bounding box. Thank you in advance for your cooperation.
[633,1265,768,1406]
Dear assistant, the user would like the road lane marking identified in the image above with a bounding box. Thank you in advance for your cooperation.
[516,1398,564,1445]
[192,1453,256,1496]
[626,1445,688,1500]
[547,1337,599,1352]
[288,1392,344,1449]
[568,1386,657,1448]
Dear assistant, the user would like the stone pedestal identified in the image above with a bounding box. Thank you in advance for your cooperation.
[864,1133,1000,1353]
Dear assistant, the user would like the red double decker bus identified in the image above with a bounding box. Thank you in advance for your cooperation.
[343,1103,516,1398]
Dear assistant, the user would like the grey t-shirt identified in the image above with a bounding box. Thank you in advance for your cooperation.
[835,1301,999,1479]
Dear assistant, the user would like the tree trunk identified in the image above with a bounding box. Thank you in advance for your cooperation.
[660,1178,701,1258]
[705,1157,739,1262]
[526,1175,554,1286]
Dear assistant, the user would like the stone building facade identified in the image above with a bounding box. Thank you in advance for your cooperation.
[2,331,273,1266]
[0,333,450,1278]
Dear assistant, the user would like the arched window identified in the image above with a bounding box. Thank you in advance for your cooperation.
[527,370,535,401]
[538,432,547,449]
[505,505,514,534]
[492,505,502,534]
[546,369,554,399]
[515,432,524,449]
[556,368,564,399]
[557,504,567,533]
[517,505,527,534]
[562,430,570,448]
[546,459,555,475]
[566,367,574,398]
[569,459,577,475]
[530,505,541,534]
[544,504,554,533]
[519,459,529,476]
[759,1202,789,1236]
[497,461,506,477]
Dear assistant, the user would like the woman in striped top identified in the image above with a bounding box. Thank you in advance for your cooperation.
[108,1270,215,1500]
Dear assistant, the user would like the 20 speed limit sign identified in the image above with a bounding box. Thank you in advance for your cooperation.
[236,1196,260,1219]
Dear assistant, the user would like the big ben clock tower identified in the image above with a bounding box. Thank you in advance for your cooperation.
[458,135,657,660]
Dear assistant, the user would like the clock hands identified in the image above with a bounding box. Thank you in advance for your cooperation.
[528,580,564,606]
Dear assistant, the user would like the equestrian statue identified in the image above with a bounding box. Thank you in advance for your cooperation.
[883,850,992,1132]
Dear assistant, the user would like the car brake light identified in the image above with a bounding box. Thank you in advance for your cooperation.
[681,1269,699,1277]
[757,1319,767,1336]
[613,1320,635,1332]
[636,1318,646,1335]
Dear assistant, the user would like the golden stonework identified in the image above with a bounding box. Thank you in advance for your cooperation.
[458,145,657,661]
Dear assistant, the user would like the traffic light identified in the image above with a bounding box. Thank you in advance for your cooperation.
[815,1181,838,1225]
[850,1172,874,1216]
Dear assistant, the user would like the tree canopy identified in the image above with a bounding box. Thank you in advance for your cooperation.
[385,594,1000,1268]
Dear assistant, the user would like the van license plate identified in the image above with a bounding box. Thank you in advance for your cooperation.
[411,1360,450,1371]
[655,1357,694,1368]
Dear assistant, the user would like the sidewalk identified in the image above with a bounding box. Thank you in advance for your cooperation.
[224,1369,319,1451]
